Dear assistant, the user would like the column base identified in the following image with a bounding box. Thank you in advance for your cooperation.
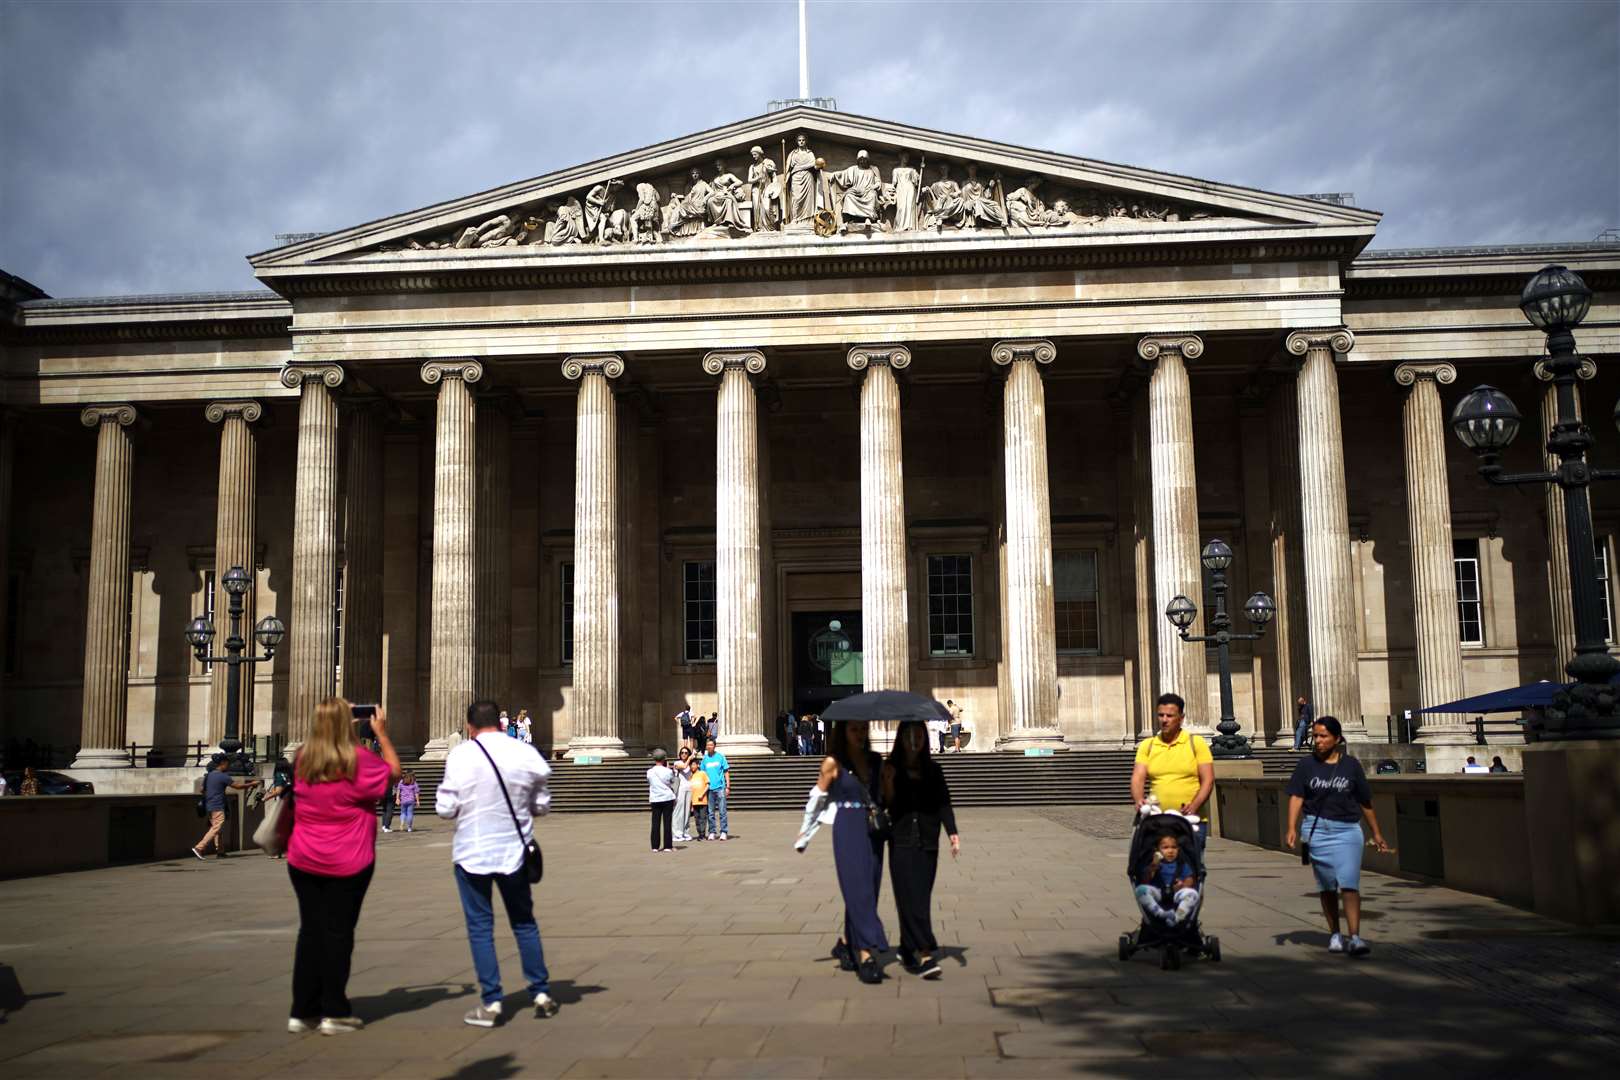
[69,747,133,769]
[1413,727,1478,746]
[565,736,629,760]
[419,731,464,761]
[995,728,1069,753]
[716,734,776,757]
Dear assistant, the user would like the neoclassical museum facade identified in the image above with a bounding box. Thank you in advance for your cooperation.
[2,108,1617,767]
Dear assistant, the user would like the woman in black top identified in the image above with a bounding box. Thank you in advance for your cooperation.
[1284,715,1393,957]
[882,720,959,980]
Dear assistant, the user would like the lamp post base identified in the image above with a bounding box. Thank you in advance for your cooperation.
[1531,679,1620,741]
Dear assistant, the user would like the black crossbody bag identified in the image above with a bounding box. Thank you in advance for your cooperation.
[473,740,544,884]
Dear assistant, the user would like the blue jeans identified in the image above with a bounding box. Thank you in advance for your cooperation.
[454,864,551,1006]
[708,790,729,836]
[1294,720,1311,749]
[400,804,415,830]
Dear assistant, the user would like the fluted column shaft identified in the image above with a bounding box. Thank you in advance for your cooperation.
[1396,363,1468,739]
[283,366,343,744]
[421,361,481,757]
[75,405,137,766]
[993,340,1065,750]
[707,351,772,754]
[1267,382,1311,743]
[848,346,911,700]
[1139,335,1207,731]
[1287,330,1364,734]
[1538,361,1593,676]
[207,401,261,746]
[475,397,512,711]
[564,355,626,758]
[341,402,385,710]
[0,411,14,736]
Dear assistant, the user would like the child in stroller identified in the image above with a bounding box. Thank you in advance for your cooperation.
[1118,811,1221,969]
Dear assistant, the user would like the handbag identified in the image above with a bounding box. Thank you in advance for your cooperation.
[473,739,544,884]
[254,791,294,856]
[866,804,892,839]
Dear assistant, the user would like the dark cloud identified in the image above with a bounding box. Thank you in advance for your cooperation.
[2,0,1615,297]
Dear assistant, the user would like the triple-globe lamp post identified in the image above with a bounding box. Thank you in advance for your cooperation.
[1164,539,1276,758]
[183,566,285,772]
[1450,265,1619,739]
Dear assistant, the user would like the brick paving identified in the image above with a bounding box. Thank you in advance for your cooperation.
[1,805,1617,1078]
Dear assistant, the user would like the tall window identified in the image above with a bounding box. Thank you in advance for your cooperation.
[1054,551,1101,653]
[1453,539,1484,646]
[560,562,574,664]
[927,554,974,656]
[1598,541,1614,644]
[201,569,217,674]
[683,561,717,662]
[333,566,345,678]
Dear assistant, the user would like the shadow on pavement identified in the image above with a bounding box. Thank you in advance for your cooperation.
[543,979,606,1006]
[0,962,64,1023]
[443,1053,521,1080]
[351,981,476,1022]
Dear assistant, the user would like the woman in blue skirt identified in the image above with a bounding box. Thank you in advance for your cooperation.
[1285,715,1393,957]
[819,720,889,984]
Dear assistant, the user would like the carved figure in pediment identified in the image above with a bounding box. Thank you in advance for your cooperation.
[1006,178,1051,231]
[921,162,964,231]
[829,150,883,232]
[707,160,749,233]
[1043,198,1101,229]
[665,169,711,238]
[747,146,781,232]
[959,165,1008,229]
[631,183,662,244]
[784,133,819,228]
[889,153,922,232]
[584,179,625,243]
[544,198,588,245]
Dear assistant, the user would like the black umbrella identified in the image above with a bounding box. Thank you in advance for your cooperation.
[821,690,951,724]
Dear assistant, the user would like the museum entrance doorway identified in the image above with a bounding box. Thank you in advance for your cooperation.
[791,611,864,718]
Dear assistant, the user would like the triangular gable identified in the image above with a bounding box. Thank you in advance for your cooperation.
[250,106,1378,272]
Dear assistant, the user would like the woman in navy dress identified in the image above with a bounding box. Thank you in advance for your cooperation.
[820,720,889,984]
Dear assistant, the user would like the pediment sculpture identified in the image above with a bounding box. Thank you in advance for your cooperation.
[378,133,1243,255]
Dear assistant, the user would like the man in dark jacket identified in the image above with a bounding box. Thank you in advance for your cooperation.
[1293,695,1315,750]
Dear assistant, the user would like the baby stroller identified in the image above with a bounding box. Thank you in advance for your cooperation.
[1117,812,1221,970]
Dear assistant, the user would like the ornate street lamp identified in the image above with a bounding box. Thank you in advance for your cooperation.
[1450,265,1620,740]
[1164,539,1275,759]
[184,566,285,772]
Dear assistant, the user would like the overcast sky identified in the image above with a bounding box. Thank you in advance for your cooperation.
[2,0,1616,299]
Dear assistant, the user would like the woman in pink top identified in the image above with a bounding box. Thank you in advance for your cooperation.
[286,698,400,1036]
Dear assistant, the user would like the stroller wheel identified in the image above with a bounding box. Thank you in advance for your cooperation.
[1207,936,1222,963]
[1118,934,1133,962]
[1161,946,1182,971]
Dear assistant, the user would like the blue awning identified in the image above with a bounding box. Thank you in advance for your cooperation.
[1416,676,1620,714]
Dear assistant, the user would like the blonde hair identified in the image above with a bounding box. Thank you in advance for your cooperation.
[297,697,359,784]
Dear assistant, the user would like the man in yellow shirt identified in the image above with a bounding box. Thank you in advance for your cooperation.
[1130,693,1214,834]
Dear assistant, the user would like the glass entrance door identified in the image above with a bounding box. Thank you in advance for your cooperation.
[791,611,863,717]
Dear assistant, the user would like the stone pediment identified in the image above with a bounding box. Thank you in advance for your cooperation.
[250,107,1378,279]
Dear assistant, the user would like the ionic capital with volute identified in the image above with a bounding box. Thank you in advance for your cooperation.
[992,339,1056,367]
[562,355,625,380]
[1136,334,1204,365]
[80,405,138,428]
[1393,362,1457,389]
[278,364,345,390]
[421,359,485,385]
[847,345,911,371]
[204,400,264,424]
[1284,328,1355,360]
[1535,357,1597,382]
[703,349,767,376]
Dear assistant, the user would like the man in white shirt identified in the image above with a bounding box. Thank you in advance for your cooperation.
[436,700,558,1027]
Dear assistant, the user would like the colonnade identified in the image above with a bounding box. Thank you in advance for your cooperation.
[62,327,1580,761]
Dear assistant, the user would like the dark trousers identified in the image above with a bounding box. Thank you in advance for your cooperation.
[692,804,708,837]
[380,785,395,828]
[288,862,374,1020]
[889,843,940,958]
[650,800,674,850]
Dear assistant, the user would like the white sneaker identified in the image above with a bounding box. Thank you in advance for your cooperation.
[318,1017,364,1035]
[464,1001,502,1027]
[1327,933,1345,954]
[287,1017,315,1034]
[1348,934,1371,957]
[381,826,391,833]
[534,993,559,1018]
[719,833,729,841]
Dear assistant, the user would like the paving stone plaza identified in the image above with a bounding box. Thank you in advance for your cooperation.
[2,807,1615,1078]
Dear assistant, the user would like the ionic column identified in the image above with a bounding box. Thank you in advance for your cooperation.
[992,339,1066,751]
[421,360,481,759]
[205,401,262,746]
[74,405,138,767]
[475,394,513,711]
[847,346,912,705]
[706,350,772,755]
[0,411,15,736]
[1138,335,1208,732]
[1267,380,1312,743]
[1286,330,1364,735]
[1395,363,1469,740]
[340,401,385,711]
[563,355,627,759]
[1537,359,1595,677]
[282,365,343,745]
